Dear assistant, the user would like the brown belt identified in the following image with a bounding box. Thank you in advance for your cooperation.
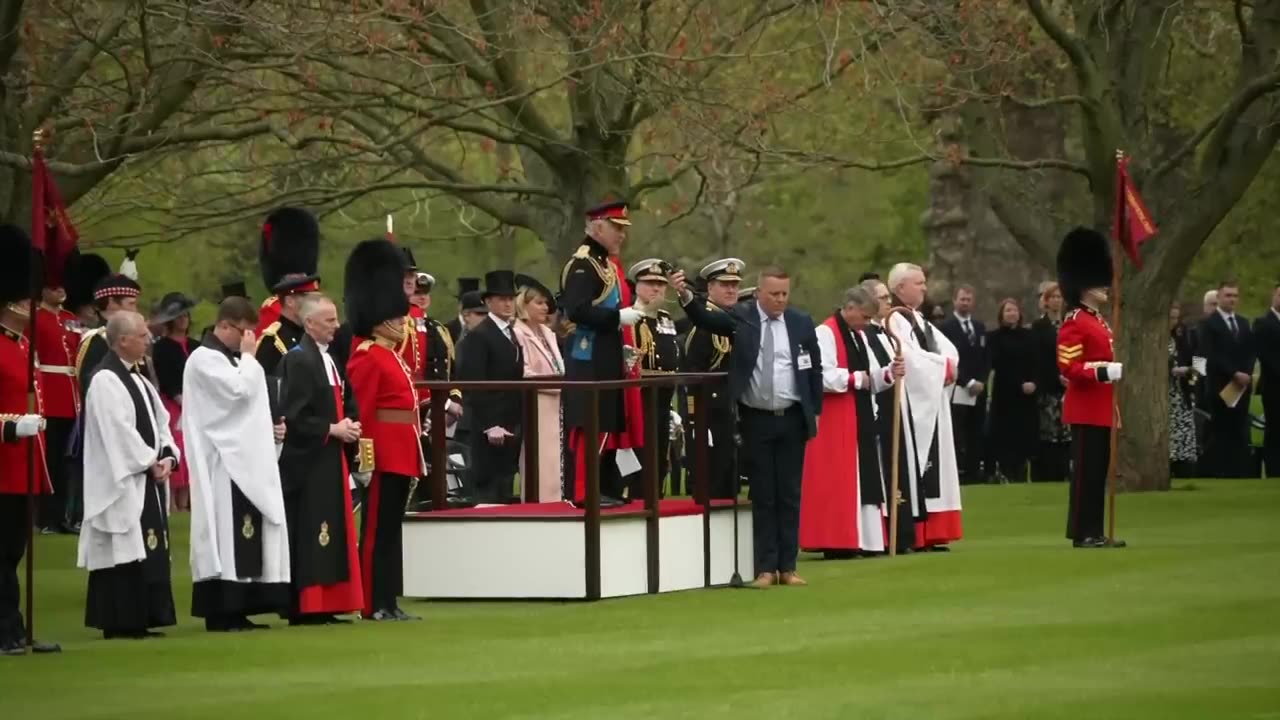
[376,408,418,424]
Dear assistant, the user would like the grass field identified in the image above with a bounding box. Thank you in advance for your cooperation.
[5,480,1279,719]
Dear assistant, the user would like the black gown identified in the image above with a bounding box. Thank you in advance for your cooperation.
[987,326,1039,481]
[864,325,917,552]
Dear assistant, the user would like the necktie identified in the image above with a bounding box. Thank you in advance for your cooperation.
[963,319,974,343]
[761,317,775,406]
[1227,315,1237,335]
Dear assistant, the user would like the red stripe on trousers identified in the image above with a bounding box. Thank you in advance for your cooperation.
[360,472,383,617]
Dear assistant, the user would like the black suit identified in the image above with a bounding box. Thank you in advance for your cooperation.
[1198,312,1257,478]
[456,316,525,502]
[682,298,822,576]
[1254,309,1280,475]
[939,315,989,483]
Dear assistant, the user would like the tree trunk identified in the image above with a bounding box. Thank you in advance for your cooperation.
[1114,276,1174,492]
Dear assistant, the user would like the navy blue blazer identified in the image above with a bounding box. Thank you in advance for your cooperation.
[681,298,823,438]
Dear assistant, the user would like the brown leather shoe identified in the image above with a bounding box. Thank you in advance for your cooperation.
[751,572,777,588]
[779,572,808,586]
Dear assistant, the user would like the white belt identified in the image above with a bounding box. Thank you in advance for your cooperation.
[38,365,75,376]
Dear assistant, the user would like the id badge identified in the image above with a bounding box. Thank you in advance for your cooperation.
[797,351,813,371]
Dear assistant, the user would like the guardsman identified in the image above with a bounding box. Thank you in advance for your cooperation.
[627,259,681,498]
[0,224,59,655]
[398,249,462,413]
[34,280,80,534]
[75,273,142,395]
[1055,227,1126,550]
[255,206,321,340]
[344,239,424,621]
[559,200,645,508]
[679,258,745,499]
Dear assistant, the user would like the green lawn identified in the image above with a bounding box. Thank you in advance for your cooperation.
[5,480,1280,719]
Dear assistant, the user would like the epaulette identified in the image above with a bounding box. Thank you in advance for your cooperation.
[256,321,287,355]
[1065,308,1081,321]
[573,244,592,259]
[74,328,105,375]
[260,296,278,310]
[355,339,374,353]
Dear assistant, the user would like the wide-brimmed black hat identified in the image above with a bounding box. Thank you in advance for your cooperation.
[482,270,517,299]
[515,274,557,314]
[460,290,485,314]
[0,225,32,307]
[1056,227,1112,307]
[151,292,196,324]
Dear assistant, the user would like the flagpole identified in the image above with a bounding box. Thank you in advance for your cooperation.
[24,128,47,652]
[1106,149,1125,545]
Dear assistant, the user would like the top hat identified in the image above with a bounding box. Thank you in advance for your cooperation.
[456,277,481,297]
[482,270,517,298]
[220,281,248,300]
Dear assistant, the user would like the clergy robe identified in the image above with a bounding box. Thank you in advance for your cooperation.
[865,324,919,552]
[277,334,363,616]
[887,309,964,548]
[799,315,893,553]
[183,335,291,621]
[78,352,178,635]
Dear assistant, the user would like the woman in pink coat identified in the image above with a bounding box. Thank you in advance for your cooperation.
[513,276,565,502]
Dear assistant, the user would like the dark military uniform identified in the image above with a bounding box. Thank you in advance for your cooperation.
[627,259,682,499]
[255,315,304,377]
[679,258,745,499]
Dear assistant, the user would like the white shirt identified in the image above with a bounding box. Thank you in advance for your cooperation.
[489,312,514,340]
[1218,309,1240,333]
[1272,308,1280,322]
[316,342,339,386]
[743,304,799,410]
[814,323,894,394]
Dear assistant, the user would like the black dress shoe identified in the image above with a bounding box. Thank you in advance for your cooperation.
[600,496,625,508]
[392,607,420,621]
[1104,538,1128,548]
[240,618,270,630]
[30,640,61,653]
[925,545,951,553]
[323,615,352,625]
[0,639,25,656]
[1073,537,1107,549]
[288,615,326,627]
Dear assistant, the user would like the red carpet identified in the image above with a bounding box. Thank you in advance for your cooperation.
[407,498,742,520]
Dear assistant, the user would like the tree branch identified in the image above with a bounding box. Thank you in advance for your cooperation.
[1024,0,1094,82]
[23,6,131,131]
[1199,64,1280,173]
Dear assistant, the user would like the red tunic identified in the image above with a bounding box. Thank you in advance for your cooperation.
[34,307,80,419]
[398,307,429,405]
[1057,306,1115,427]
[799,317,862,551]
[0,326,50,495]
[347,339,424,478]
[255,296,281,336]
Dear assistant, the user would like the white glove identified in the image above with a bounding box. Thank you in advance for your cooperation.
[1104,362,1123,382]
[618,308,643,327]
[352,471,373,488]
[15,415,43,438]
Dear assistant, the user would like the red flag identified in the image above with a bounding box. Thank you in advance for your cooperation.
[31,147,79,287]
[1113,155,1157,269]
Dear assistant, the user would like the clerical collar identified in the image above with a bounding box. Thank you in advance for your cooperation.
[201,332,238,360]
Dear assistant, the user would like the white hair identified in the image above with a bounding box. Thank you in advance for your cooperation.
[1202,289,1218,304]
[105,311,145,348]
[887,262,923,291]
[298,294,333,323]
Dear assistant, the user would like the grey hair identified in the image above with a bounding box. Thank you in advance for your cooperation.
[1202,289,1218,305]
[842,286,879,315]
[887,262,923,292]
[860,278,886,295]
[298,294,334,323]
[105,311,145,348]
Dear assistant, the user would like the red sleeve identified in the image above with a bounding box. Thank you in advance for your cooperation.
[346,350,380,429]
[1056,319,1099,384]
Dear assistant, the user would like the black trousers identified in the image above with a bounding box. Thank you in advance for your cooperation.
[627,388,675,500]
[470,440,520,503]
[359,472,412,614]
[1262,390,1279,478]
[950,402,985,484]
[1066,424,1110,541]
[741,405,807,575]
[0,495,26,645]
[685,410,737,499]
[39,417,74,529]
[1032,441,1070,482]
[1203,396,1252,478]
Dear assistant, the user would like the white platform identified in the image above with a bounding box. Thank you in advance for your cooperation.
[402,500,753,600]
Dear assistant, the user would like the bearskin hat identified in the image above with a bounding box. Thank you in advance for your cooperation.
[1056,227,1112,307]
[344,238,409,338]
[0,224,32,307]
[63,251,112,311]
[259,207,319,291]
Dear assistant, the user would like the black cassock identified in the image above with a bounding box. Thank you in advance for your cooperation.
[832,314,885,508]
[456,316,524,503]
[277,335,362,615]
[84,353,177,634]
[864,325,917,552]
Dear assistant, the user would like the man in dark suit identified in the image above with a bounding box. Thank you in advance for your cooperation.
[1253,283,1280,476]
[444,277,481,345]
[674,267,823,588]
[456,271,525,503]
[937,285,989,484]
[1197,281,1257,478]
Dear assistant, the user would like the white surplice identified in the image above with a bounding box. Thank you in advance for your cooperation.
[78,370,177,571]
[887,311,962,517]
[815,323,895,550]
[182,347,290,585]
